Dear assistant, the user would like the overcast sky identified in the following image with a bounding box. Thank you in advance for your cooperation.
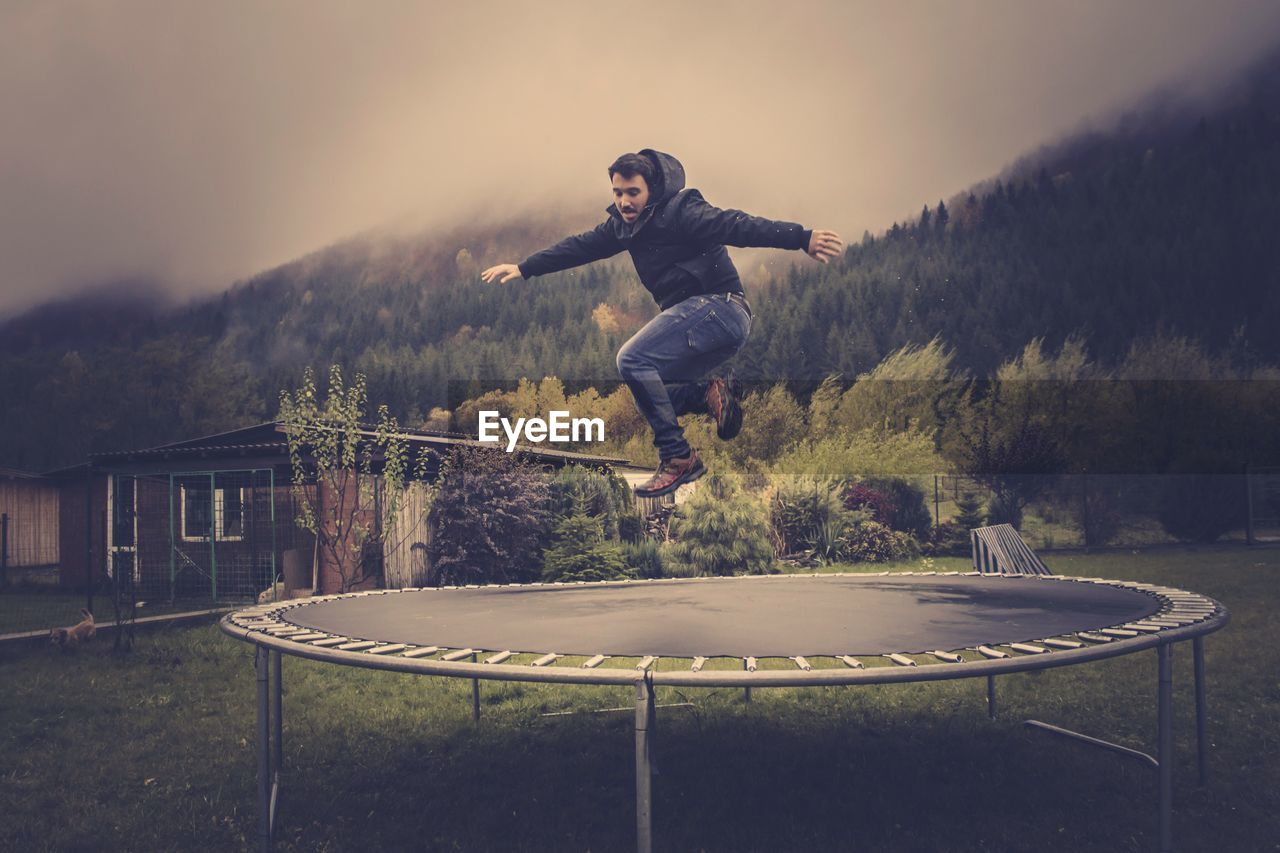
[2,0,1279,318]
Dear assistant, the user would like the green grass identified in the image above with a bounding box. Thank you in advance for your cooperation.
[2,544,1277,851]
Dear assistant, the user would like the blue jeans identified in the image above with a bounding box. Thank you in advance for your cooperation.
[616,292,753,460]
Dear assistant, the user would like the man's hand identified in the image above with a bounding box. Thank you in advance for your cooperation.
[480,263,523,284]
[806,230,844,264]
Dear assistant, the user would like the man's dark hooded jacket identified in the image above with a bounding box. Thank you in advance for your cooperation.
[517,149,812,310]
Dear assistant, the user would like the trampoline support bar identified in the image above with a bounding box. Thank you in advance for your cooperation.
[1194,637,1208,785]
[471,653,481,722]
[1024,642,1182,853]
[255,647,282,853]
[635,676,655,853]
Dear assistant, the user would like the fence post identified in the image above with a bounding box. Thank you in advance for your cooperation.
[85,464,94,615]
[1,512,8,587]
[933,476,940,530]
[1244,463,1255,546]
[1081,473,1090,550]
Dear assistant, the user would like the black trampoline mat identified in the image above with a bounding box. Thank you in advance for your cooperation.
[282,575,1161,658]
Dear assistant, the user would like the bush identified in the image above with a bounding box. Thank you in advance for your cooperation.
[541,512,633,582]
[427,447,549,585]
[547,464,642,542]
[844,519,919,563]
[953,491,986,531]
[842,482,897,527]
[622,539,666,579]
[667,471,776,576]
[986,491,1023,529]
[1158,473,1246,543]
[768,476,848,556]
[922,521,971,557]
[853,477,934,540]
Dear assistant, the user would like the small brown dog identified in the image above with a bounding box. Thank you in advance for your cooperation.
[50,608,96,647]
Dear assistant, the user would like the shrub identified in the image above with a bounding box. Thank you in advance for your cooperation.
[1158,473,1245,543]
[851,477,934,540]
[986,490,1023,529]
[541,512,633,582]
[768,476,848,556]
[622,539,666,579]
[922,521,971,557]
[427,446,549,585]
[547,464,642,542]
[1073,483,1125,547]
[667,471,776,576]
[842,482,897,527]
[953,491,986,531]
[845,519,919,563]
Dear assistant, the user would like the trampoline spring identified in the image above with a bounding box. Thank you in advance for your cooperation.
[1041,638,1084,650]
[1124,623,1165,633]
[886,654,917,667]
[840,656,864,669]
[367,644,409,656]
[531,653,560,667]
[583,655,607,669]
[485,651,514,665]
[337,641,377,652]
[930,650,963,663]
[1100,628,1140,639]
[1009,643,1048,655]
[976,646,1009,659]
[744,657,758,672]
[1076,632,1112,643]
[440,648,476,662]
[290,633,329,642]
[636,656,657,671]
[792,656,812,671]
[309,637,349,647]
[691,656,708,672]
[401,646,441,659]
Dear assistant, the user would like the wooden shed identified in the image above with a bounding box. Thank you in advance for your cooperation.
[0,467,61,585]
[45,422,630,601]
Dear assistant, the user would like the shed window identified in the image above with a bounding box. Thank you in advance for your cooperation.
[180,482,247,542]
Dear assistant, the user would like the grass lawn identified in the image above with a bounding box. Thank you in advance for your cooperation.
[2,544,1277,852]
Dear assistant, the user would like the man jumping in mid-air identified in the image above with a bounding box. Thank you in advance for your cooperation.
[482,148,843,497]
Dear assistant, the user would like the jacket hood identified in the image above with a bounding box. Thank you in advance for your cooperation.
[607,148,685,234]
[638,148,685,205]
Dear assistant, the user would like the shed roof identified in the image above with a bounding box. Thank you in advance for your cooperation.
[52,421,630,474]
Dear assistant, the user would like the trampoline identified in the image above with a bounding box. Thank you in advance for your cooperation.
[221,571,1229,852]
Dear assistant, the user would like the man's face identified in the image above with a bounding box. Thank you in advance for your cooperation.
[612,173,650,223]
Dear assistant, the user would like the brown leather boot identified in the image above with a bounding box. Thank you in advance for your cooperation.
[634,450,706,498]
[705,375,743,440]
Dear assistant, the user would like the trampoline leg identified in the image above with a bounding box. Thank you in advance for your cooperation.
[255,646,272,852]
[271,651,283,780]
[471,653,481,722]
[1157,643,1173,853]
[987,675,997,720]
[743,658,752,704]
[635,678,655,853]
[1193,637,1208,786]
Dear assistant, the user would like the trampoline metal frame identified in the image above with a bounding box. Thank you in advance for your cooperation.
[224,573,1229,853]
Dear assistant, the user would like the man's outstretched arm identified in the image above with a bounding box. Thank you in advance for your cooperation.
[481,220,624,284]
[674,190,843,263]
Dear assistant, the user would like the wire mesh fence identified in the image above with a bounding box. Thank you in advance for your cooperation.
[0,469,317,640]
[931,472,1258,550]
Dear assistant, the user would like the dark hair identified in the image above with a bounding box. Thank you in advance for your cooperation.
[608,153,659,194]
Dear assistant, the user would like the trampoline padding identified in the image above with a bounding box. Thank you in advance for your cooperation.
[282,575,1161,658]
